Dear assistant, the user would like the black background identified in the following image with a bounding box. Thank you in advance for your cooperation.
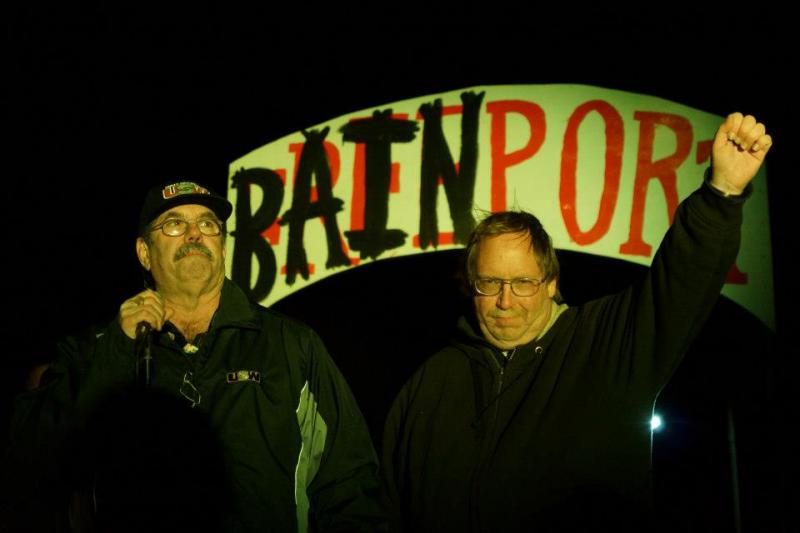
[4,5,795,530]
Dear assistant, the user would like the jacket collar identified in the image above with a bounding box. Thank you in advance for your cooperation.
[208,278,262,331]
[455,300,570,365]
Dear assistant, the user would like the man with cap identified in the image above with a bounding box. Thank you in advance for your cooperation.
[127,181,235,350]
[2,181,385,532]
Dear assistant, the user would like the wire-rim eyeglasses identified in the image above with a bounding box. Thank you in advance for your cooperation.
[149,217,223,237]
[471,277,545,297]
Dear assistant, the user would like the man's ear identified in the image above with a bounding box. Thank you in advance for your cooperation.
[136,238,151,270]
[546,277,557,299]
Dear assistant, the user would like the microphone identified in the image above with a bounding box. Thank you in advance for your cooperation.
[135,321,152,340]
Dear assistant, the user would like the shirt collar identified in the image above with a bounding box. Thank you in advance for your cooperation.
[536,300,568,341]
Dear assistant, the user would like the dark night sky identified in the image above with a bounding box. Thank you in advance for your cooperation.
[4,5,795,528]
[6,6,794,346]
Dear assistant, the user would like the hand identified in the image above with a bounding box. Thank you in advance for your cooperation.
[711,112,773,195]
[118,289,174,339]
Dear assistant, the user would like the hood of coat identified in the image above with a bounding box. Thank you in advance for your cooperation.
[453,301,571,370]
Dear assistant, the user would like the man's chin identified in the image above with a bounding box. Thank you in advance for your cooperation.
[176,261,216,281]
[480,325,524,350]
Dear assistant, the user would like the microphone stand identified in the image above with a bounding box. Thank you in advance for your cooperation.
[135,322,153,389]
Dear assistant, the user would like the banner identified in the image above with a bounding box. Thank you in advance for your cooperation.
[226,84,773,328]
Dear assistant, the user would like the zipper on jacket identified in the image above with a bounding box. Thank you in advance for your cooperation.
[491,348,515,426]
[472,346,517,532]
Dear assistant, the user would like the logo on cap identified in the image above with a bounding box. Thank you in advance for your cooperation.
[162,182,211,200]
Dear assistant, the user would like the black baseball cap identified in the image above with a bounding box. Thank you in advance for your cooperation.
[138,181,233,234]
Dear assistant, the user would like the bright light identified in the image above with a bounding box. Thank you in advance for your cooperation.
[650,415,662,431]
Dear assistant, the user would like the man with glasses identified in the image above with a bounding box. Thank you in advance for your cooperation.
[381,113,772,532]
[3,181,384,532]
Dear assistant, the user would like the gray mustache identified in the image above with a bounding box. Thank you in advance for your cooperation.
[175,243,212,261]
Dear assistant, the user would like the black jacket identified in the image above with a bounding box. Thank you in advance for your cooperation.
[382,181,746,532]
[2,279,384,533]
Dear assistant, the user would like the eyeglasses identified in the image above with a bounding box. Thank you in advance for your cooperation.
[472,277,545,297]
[180,371,202,408]
[150,217,222,237]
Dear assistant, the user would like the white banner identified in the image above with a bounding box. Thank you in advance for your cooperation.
[226,84,773,328]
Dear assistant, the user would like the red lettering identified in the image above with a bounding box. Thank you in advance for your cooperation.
[348,149,401,228]
[415,105,463,120]
[486,100,546,212]
[560,100,624,245]
[350,143,367,231]
[695,139,713,164]
[348,113,409,231]
[288,141,341,202]
[281,263,315,275]
[725,263,747,284]
[619,112,692,257]
[283,140,350,273]
[412,232,454,248]
[260,169,287,245]
[418,108,461,186]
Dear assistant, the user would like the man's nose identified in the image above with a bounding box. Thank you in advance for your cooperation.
[184,221,204,241]
[496,282,514,309]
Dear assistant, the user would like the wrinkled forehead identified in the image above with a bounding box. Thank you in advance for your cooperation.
[475,232,543,271]
[477,231,537,257]
[151,204,218,225]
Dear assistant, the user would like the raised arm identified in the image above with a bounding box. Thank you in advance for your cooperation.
[584,113,773,394]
